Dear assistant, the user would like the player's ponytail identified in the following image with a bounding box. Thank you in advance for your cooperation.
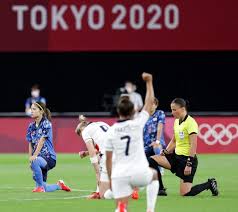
[45,108,52,122]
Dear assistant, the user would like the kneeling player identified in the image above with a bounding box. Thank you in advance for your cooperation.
[75,115,113,199]
[106,73,159,212]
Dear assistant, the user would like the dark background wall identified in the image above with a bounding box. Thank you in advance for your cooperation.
[0,51,237,113]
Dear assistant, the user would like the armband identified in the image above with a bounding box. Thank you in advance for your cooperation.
[90,156,98,164]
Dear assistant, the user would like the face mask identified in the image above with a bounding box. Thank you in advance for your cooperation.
[125,86,133,93]
[31,90,40,98]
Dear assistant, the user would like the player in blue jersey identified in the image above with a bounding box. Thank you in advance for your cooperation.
[26,102,71,192]
[143,97,167,196]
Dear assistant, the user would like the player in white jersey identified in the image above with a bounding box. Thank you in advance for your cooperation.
[105,72,159,212]
[75,115,113,199]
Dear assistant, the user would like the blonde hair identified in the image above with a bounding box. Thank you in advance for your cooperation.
[79,115,87,123]
[75,115,89,135]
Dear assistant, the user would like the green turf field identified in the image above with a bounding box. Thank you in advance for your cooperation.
[0,154,237,212]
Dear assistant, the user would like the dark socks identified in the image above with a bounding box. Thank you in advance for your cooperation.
[157,168,165,190]
[184,181,210,196]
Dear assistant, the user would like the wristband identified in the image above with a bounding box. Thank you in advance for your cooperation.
[162,149,169,155]
[155,140,160,144]
[90,156,98,164]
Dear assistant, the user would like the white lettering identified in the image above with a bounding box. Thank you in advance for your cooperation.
[70,5,87,30]
[130,5,144,30]
[31,5,47,31]
[52,5,68,30]
[88,5,104,30]
[164,4,179,29]
[147,5,162,30]
[112,5,127,30]
[12,5,29,31]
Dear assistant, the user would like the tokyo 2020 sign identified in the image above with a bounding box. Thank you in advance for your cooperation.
[0,0,238,51]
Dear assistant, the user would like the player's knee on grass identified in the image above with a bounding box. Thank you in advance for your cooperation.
[104,189,113,199]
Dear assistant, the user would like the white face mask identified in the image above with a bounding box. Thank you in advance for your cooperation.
[31,90,40,98]
[125,86,133,93]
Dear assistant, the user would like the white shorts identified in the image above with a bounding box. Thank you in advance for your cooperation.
[99,155,109,182]
[112,167,153,199]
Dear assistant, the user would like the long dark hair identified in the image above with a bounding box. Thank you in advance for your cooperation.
[34,102,52,121]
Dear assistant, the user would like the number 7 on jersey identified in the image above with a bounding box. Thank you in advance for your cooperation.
[121,136,131,156]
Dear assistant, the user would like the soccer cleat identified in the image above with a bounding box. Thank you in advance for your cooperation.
[57,180,71,192]
[158,188,167,196]
[208,178,219,196]
[131,189,139,200]
[117,201,127,212]
[32,186,45,192]
[87,192,100,199]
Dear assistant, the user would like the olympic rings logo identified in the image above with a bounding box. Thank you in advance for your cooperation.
[198,123,238,145]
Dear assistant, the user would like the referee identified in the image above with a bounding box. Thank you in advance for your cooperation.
[148,98,218,196]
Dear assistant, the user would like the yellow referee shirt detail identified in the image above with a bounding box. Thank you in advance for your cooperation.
[174,115,198,156]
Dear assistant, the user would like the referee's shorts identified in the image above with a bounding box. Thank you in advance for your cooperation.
[165,152,198,183]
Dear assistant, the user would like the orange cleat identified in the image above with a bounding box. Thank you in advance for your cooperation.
[32,186,45,192]
[117,201,127,212]
[87,192,100,199]
[131,189,139,200]
[57,180,71,192]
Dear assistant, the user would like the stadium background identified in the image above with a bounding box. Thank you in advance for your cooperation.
[0,51,238,113]
[0,0,237,156]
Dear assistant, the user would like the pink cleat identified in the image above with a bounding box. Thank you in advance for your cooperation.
[87,192,100,199]
[117,202,127,212]
[131,189,139,200]
[57,180,71,192]
[32,186,45,192]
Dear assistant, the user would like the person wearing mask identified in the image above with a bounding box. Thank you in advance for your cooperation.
[122,81,143,115]
[25,84,46,116]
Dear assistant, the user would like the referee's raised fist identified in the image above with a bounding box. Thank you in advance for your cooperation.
[142,72,152,81]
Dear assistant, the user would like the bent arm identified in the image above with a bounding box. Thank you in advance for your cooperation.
[165,135,176,153]
[189,134,197,157]
[33,137,46,157]
[85,140,100,175]
[29,143,33,157]
[142,73,154,115]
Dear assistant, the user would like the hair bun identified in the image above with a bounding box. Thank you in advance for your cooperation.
[79,115,86,122]
[185,100,190,108]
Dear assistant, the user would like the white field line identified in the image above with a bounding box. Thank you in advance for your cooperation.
[0,186,94,192]
[0,195,90,202]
